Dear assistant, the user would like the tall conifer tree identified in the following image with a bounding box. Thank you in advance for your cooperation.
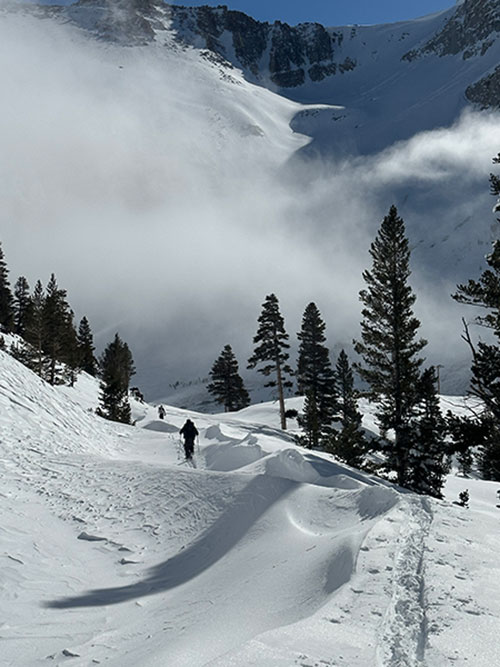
[248,294,293,429]
[296,302,338,447]
[98,333,135,424]
[329,349,366,468]
[208,344,250,412]
[451,153,500,480]
[63,317,80,386]
[0,242,14,332]
[296,389,320,449]
[407,367,448,497]
[23,279,46,377]
[13,276,32,337]
[42,274,76,385]
[77,316,98,376]
[354,205,427,486]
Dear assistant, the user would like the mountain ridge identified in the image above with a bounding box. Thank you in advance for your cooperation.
[31,0,500,112]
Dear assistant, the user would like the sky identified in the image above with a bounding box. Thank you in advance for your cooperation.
[25,0,456,26]
[170,0,456,26]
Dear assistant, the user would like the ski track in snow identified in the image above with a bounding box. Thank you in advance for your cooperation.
[376,496,433,667]
[1,349,500,666]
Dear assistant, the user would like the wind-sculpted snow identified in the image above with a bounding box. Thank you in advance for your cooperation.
[1,351,500,665]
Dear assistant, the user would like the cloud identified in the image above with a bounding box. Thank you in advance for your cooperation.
[1,5,499,398]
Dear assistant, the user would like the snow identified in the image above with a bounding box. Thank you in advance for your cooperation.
[2,349,500,666]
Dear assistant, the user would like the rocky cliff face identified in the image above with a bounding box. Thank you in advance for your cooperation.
[466,65,500,107]
[63,0,165,44]
[403,0,500,60]
[34,0,500,109]
[167,5,357,88]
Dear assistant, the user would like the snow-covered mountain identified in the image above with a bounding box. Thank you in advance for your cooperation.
[1,0,500,403]
[43,0,500,154]
[2,338,500,666]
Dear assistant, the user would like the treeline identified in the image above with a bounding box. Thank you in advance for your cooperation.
[207,153,500,496]
[2,156,499,496]
[0,258,135,424]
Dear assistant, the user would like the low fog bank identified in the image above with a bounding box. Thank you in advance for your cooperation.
[0,7,498,399]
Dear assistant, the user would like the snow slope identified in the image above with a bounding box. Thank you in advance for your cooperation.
[2,350,500,666]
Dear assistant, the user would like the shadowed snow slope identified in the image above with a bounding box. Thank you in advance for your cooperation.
[1,350,500,666]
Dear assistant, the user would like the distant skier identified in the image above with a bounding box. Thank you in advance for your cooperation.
[180,418,198,460]
[158,405,166,420]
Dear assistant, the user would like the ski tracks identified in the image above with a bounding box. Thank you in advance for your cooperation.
[376,496,433,667]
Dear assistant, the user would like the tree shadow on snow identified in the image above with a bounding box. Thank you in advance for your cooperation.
[44,475,295,609]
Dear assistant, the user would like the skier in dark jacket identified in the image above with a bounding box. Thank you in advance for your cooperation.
[180,419,198,460]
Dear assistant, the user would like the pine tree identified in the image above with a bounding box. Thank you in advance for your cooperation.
[207,344,250,412]
[446,412,477,477]
[42,274,76,385]
[328,349,366,468]
[476,416,500,480]
[296,302,338,447]
[97,333,135,424]
[354,205,427,486]
[77,316,98,376]
[23,279,47,377]
[451,153,500,481]
[62,317,80,387]
[458,489,470,508]
[296,389,320,449]
[248,294,293,429]
[0,242,14,333]
[407,367,448,498]
[13,276,32,337]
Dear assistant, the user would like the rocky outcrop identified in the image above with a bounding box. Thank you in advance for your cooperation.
[168,5,357,88]
[466,65,500,107]
[63,0,166,44]
[403,0,500,61]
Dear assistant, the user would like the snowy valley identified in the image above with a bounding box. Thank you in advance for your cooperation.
[2,347,500,666]
[2,1,500,664]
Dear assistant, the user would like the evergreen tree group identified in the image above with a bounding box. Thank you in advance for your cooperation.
[0,242,14,332]
[0,241,135,425]
[10,274,97,387]
[449,153,500,481]
[4,155,500,495]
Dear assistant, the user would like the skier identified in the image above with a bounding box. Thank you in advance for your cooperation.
[158,405,166,420]
[180,418,198,460]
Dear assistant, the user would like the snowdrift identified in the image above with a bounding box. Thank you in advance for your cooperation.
[1,350,500,666]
